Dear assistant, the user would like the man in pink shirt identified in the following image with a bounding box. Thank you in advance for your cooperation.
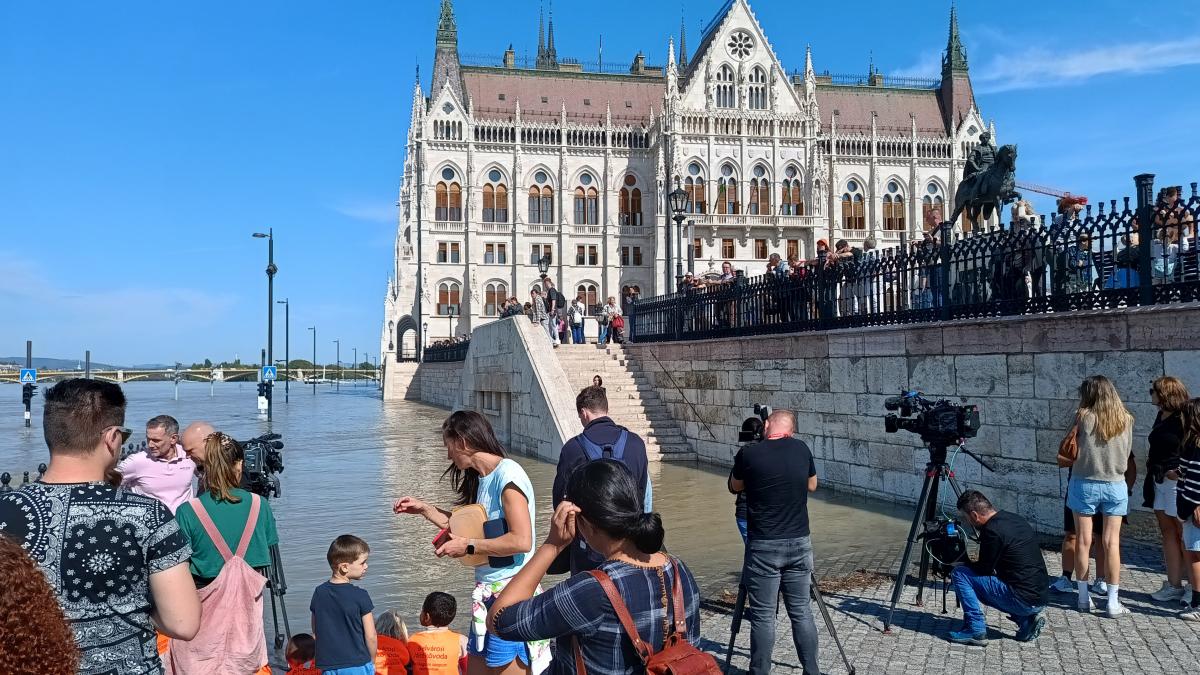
[117,414,196,513]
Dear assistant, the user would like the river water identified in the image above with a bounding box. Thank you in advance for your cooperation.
[0,380,910,633]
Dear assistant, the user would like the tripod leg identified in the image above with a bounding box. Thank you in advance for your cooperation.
[723,583,748,674]
[883,468,939,632]
[811,570,855,675]
[914,475,942,606]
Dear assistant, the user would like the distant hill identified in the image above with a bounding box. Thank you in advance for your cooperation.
[0,356,126,370]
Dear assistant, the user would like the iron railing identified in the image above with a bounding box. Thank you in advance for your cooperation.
[423,340,470,363]
[631,176,1199,343]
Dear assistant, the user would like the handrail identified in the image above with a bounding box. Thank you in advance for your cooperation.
[642,347,717,441]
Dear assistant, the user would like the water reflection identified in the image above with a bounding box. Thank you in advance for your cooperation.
[0,381,910,632]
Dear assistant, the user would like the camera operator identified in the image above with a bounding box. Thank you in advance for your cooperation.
[950,490,1048,646]
[728,409,819,675]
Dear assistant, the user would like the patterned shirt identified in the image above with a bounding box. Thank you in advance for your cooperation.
[0,481,192,675]
[494,558,701,675]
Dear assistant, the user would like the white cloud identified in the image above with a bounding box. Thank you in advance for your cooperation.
[891,49,942,79]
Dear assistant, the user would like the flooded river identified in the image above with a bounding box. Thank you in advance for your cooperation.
[0,380,910,633]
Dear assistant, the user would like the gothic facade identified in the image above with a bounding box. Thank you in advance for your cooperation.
[382,0,994,362]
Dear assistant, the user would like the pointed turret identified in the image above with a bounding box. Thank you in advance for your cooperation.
[803,45,816,102]
[410,66,426,129]
[679,14,688,71]
[546,2,558,67]
[536,3,546,66]
[431,0,464,104]
[938,4,977,135]
[942,4,968,76]
[667,37,678,95]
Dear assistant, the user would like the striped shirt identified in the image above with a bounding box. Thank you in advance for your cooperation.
[494,558,701,675]
[1177,439,1200,520]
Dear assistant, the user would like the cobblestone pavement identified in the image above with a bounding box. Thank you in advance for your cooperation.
[702,543,1200,674]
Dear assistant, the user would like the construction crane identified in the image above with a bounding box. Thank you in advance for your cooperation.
[1016,181,1088,210]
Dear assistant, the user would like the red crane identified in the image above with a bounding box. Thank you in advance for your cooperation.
[1016,181,1088,209]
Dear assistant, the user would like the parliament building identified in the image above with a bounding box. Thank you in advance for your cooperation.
[382,0,995,358]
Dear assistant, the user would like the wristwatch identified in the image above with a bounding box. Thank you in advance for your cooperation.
[466,540,476,555]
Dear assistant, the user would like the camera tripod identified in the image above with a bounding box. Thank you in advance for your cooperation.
[265,544,293,649]
[881,442,994,633]
[722,567,855,674]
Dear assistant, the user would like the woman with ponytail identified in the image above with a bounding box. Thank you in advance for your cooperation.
[488,459,701,674]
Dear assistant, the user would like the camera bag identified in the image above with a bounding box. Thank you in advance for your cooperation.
[1057,414,1081,468]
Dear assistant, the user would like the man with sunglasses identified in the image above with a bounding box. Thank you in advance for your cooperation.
[0,379,201,675]
[116,414,196,514]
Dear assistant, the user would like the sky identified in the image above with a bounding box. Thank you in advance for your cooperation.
[1,0,1198,365]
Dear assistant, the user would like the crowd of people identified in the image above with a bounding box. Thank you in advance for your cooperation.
[6,367,1200,674]
[523,283,626,348]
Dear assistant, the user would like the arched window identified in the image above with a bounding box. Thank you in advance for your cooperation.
[717,164,739,215]
[484,282,507,316]
[437,281,461,316]
[435,182,448,220]
[528,171,554,224]
[619,174,642,226]
[448,183,462,221]
[748,67,767,110]
[715,64,736,108]
[576,283,598,308]
[573,175,601,225]
[780,166,804,215]
[685,162,706,214]
[922,182,945,231]
[841,179,865,230]
[748,165,769,215]
[483,169,508,223]
[883,180,906,231]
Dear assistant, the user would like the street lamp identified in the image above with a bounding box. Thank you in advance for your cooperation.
[352,347,357,387]
[687,218,696,275]
[537,254,551,279]
[252,229,277,419]
[447,306,457,339]
[669,182,689,282]
[307,326,316,395]
[422,322,429,350]
[277,299,289,402]
[333,339,340,391]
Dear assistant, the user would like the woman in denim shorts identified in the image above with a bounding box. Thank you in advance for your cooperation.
[1066,375,1134,617]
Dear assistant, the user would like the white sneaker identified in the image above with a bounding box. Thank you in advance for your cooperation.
[1090,579,1109,596]
[1049,576,1075,594]
[1181,606,1200,622]
[1106,603,1130,618]
[1151,582,1186,603]
[1078,596,1095,611]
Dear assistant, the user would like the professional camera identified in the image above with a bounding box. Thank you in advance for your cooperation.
[920,517,969,578]
[884,390,980,450]
[241,433,285,498]
[737,404,773,443]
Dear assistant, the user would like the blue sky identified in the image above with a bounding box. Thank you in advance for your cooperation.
[1,0,1197,365]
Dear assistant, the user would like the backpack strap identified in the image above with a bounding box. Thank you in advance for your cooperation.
[573,635,589,675]
[234,494,262,559]
[577,429,629,461]
[587,569,653,663]
[187,498,234,562]
[667,557,688,636]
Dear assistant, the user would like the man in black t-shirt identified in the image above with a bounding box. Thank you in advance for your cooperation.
[949,490,1049,646]
[729,409,820,675]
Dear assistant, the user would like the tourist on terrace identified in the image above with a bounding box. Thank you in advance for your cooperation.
[1176,398,1200,621]
[1067,375,1135,617]
[1146,376,1191,603]
[599,297,620,345]
[568,297,586,345]
[394,411,549,674]
[1054,233,1096,296]
[531,289,551,347]
[489,459,700,674]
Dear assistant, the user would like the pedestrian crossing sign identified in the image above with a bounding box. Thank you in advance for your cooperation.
[261,365,277,381]
[19,369,37,384]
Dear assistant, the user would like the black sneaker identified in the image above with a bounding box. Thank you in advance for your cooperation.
[1015,613,1045,642]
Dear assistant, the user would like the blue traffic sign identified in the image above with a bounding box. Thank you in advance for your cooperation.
[261,365,278,381]
[19,369,37,384]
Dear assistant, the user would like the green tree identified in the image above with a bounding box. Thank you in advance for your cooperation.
[203,358,213,368]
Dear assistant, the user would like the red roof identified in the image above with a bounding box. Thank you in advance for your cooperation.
[462,68,663,124]
[814,86,949,137]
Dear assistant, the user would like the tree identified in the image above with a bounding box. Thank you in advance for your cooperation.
[287,359,314,370]
[203,358,213,368]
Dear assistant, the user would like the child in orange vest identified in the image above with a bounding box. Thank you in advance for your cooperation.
[373,610,411,675]
[408,592,467,675]
[285,633,319,675]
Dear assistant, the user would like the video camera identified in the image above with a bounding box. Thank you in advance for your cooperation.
[884,390,980,453]
[738,404,773,443]
[241,433,285,498]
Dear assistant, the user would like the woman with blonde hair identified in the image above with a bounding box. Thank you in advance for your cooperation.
[1067,375,1135,617]
[1146,376,1192,603]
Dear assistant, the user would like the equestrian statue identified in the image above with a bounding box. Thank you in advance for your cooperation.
[950,132,1021,227]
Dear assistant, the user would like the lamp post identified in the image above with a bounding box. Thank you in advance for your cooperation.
[252,229,277,420]
[277,299,289,402]
[686,218,696,274]
[352,347,357,387]
[447,306,457,339]
[333,339,340,391]
[308,326,316,395]
[422,322,429,350]
[668,183,689,284]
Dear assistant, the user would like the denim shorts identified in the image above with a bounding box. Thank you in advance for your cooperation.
[321,664,375,675]
[469,594,530,668]
[1153,478,1179,518]
[1184,518,1200,552]
[1067,476,1129,516]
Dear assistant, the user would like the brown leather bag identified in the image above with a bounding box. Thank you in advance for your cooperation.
[1057,413,1081,468]
[573,558,719,675]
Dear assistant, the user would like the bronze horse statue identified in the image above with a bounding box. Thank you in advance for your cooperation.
[949,144,1021,226]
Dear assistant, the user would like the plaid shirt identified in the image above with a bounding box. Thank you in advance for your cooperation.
[494,558,701,675]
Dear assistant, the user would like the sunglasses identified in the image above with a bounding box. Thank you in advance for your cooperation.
[108,426,132,443]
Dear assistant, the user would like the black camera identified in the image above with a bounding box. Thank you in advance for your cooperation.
[242,433,285,498]
[884,390,980,449]
[738,404,773,443]
[920,517,969,577]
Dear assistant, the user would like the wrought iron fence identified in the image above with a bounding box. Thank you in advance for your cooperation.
[630,176,1199,343]
[423,340,470,363]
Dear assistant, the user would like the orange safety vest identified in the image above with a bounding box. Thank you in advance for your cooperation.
[408,629,463,675]
[374,634,412,675]
[286,660,319,675]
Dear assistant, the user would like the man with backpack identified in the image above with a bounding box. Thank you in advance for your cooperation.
[551,385,653,574]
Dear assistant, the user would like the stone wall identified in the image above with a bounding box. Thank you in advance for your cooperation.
[383,360,463,409]
[625,304,1200,535]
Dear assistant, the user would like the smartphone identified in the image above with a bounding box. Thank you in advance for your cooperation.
[432,528,451,549]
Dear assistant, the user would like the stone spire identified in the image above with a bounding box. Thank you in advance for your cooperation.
[942,4,968,76]
[546,1,558,66]
[679,13,688,70]
[435,0,456,47]
[536,3,545,65]
[431,0,464,104]
[803,45,816,101]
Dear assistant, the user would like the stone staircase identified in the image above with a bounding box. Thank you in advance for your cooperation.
[555,344,694,461]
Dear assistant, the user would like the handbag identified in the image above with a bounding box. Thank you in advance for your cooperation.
[1057,413,1080,468]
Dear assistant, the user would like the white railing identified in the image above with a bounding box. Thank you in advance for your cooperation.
[525,223,558,235]
[572,225,603,236]
[619,225,651,237]
[478,222,512,234]
[687,214,820,229]
[431,221,465,233]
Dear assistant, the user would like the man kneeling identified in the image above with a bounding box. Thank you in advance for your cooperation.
[950,490,1049,646]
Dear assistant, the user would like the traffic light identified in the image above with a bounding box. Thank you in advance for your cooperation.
[257,382,267,398]
[21,384,35,405]
[263,381,273,402]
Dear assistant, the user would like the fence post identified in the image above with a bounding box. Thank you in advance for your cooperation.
[629,300,638,343]
[939,220,953,320]
[1134,173,1155,306]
